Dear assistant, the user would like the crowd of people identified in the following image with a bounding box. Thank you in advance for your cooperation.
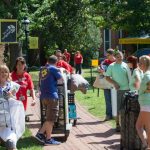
[98,48,150,149]
[0,48,84,149]
[0,47,150,149]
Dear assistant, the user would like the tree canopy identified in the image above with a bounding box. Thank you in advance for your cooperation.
[0,0,149,66]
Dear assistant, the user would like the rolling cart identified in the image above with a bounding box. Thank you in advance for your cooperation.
[40,69,72,142]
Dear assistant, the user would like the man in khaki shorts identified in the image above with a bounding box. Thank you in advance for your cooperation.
[35,55,63,145]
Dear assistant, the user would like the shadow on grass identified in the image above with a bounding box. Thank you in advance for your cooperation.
[17,136,43,149]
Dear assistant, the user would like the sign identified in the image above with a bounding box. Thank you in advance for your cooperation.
[29,36,38,49]
[119,38,150,44]
[0,19,17,43]
[91,59,99,66]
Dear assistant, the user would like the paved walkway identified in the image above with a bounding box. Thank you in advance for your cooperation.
[26,98,120,150]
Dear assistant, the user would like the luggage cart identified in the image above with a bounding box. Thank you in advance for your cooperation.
[68,93,77,126]
[40,69,72,142]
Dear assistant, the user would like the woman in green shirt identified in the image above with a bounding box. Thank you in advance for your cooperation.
[126,56,143,92]
[136,55,150,149]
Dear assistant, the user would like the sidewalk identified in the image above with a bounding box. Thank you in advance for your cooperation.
[26,97,120,150]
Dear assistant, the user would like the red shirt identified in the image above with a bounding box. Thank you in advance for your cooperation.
[74,54,83,64]
[11,71,34,110]
[103,59,115,65]
[56,60,73,73]
[63,52,71,63]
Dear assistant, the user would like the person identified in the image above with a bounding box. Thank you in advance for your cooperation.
[11,57,36,112]
[105,51,131,132]
[98,48,116,121]
[136,55,150,149]
[0,64,25,150]
[35,55,63,145]
[55,50,73,73]
[63,49,71,63]
[74,51,83,74]
[126,55,143,92]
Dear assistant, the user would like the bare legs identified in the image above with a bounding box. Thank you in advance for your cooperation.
[136,111,150,148]
[39,121,54,140]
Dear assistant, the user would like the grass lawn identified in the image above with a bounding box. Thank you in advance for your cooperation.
[76,68,115,127]
[0,127,42,150]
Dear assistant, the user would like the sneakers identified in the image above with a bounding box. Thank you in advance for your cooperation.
[35,133,45,143]
[44,138,61,145]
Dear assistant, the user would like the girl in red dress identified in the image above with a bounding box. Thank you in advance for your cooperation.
[11,57,36,112]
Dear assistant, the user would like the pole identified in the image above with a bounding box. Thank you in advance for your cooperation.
[25,30,29,66]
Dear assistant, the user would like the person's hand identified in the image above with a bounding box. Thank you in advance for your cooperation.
[98,68,105,73]
[114,83,120,90]
[31,100,36,106]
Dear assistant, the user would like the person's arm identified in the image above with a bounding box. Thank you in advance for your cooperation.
[105,76,120,90]
[144,81,150,93]
[30,89,36,106]
[27,73,36,106]
[81,55,83,63]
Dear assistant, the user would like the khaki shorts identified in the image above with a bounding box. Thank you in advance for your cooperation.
[42,99,59,122]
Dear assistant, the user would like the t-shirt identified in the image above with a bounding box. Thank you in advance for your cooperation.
[11,71,34,110]
[63,52,71,63]
[74,54,83,64]
[0,81,20,98]
[105,62,131,90]
[101,59,115,71]
[138,71,150,106]
[129,68,143,91]
[56,60,72,73]
[40,65,62,100]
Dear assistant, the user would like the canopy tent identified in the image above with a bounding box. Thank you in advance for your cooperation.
[119,37,150,44]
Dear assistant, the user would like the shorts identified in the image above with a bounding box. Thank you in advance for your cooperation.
[42,99,59,122]
[140,106,150,112]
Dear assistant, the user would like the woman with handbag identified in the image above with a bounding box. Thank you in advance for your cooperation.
[98,48,115,121]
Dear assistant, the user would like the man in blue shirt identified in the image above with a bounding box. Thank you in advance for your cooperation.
[35,55,63,145]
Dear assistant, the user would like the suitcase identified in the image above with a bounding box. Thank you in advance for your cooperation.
[120,91,142,150]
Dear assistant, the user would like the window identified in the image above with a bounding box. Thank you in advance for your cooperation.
[104,29,111,55]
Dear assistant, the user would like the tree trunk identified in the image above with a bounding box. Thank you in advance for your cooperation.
[9,43,22,71]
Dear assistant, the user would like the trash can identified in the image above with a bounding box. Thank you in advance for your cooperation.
[120,91,142,150]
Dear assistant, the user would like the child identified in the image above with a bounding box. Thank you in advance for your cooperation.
[0,64,25,150]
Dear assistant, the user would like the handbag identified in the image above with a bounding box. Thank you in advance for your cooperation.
[93,74,114,89]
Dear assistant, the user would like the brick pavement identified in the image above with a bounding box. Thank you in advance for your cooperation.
[26,97,120,150]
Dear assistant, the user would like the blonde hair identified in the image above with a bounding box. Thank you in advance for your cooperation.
[0,64,11,81]
[139,55,150,71]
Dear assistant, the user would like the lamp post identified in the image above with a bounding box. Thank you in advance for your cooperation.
[22,17,30,65]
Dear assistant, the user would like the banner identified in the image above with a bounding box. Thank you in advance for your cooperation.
[0,19,17,43]
[91,59,99,66]
[29,37,38,49]
[119,38,150,44]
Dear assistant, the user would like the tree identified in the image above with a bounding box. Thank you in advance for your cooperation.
[90,0,150,35]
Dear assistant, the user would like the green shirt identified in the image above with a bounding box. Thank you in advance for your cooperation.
[106,62,131,90]
[129,68,143,91]
[138,71,150,106]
